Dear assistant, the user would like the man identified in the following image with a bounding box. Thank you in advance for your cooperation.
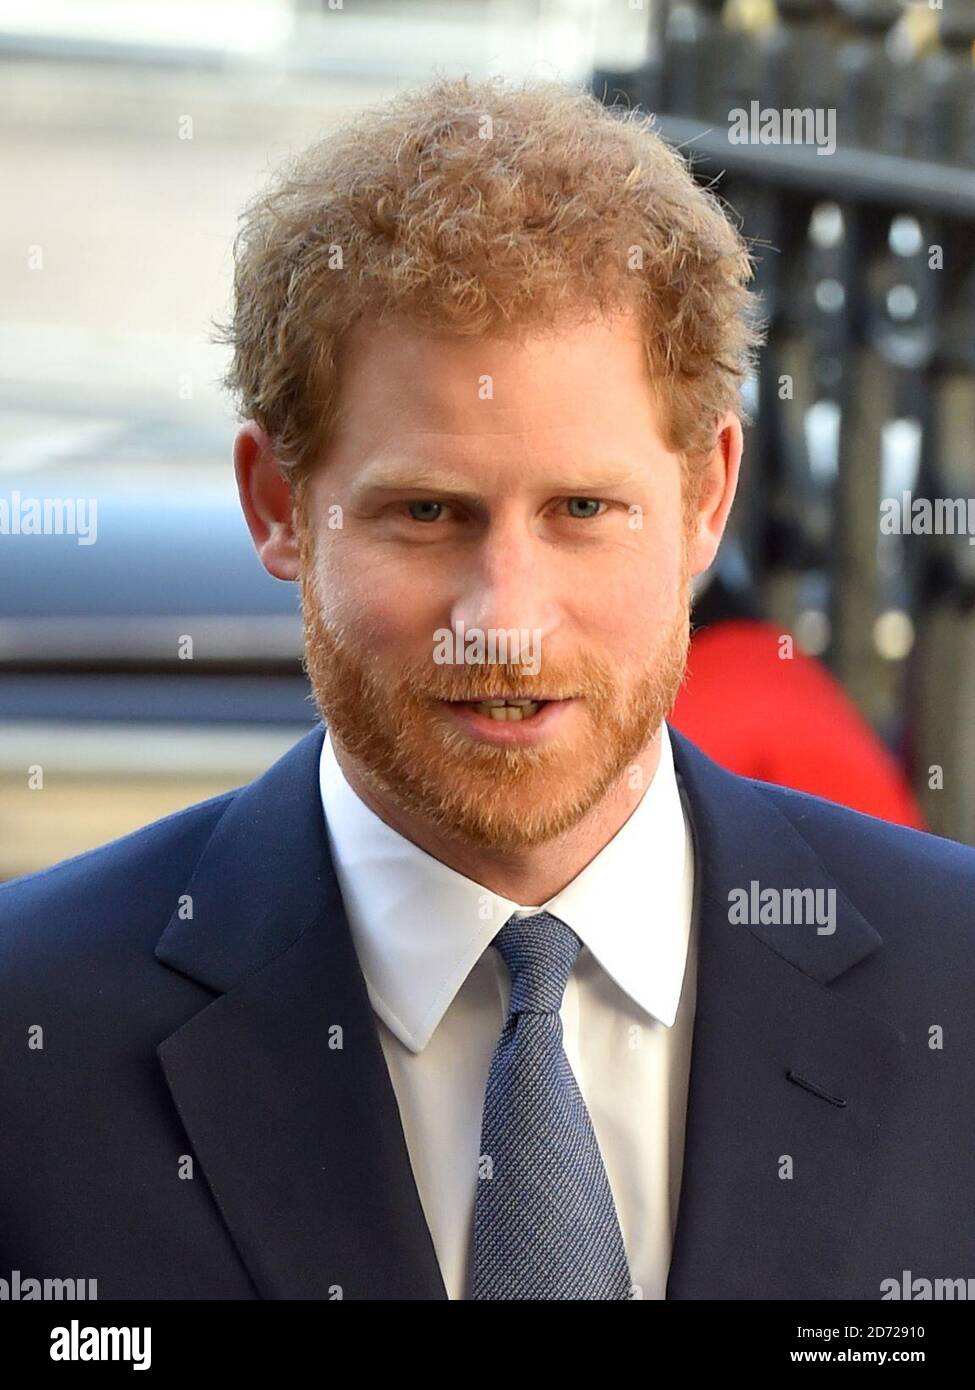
[1,76,973,1302]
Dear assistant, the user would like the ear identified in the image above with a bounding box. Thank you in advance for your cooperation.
[686,412,743,578]
[234,421,301,582]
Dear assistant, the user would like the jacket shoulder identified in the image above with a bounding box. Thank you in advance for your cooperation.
[750,775,975,868]
[747,776,975,937]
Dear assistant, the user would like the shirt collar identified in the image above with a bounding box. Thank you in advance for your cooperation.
[319,721,692,1052]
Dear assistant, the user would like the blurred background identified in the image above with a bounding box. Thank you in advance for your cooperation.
[1,0,973,878]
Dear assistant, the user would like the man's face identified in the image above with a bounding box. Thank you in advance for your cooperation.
[297,310,696,853]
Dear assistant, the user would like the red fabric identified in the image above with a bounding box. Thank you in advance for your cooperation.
[670,619,926,830]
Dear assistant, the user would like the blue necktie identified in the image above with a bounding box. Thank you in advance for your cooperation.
[470,910,633,1300]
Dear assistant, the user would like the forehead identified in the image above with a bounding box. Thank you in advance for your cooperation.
[331,308,656,434]
[313,315,687,505]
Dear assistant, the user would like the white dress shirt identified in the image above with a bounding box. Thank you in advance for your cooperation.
[318,720,698,1300]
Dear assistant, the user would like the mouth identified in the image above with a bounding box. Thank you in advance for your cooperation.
[435,695,578,745]
[441,697,557,723]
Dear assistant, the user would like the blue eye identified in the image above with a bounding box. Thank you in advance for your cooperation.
[566,498,603,518]
[407,501,444,522]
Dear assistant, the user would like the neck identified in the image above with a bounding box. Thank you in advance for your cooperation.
[331,728,664,905]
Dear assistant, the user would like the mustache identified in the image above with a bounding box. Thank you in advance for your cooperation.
[299,580,677,711]
[307,625,627,707]
[396,662,611,705]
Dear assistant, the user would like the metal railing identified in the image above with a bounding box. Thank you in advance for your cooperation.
[592,0,975,843]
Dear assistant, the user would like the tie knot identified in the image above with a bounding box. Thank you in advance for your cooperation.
[493,910,582,1015]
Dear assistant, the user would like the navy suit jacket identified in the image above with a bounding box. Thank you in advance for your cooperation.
[1,723,973,1300]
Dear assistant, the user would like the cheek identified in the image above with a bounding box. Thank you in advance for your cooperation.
[304,536,368,641]
[312,543,436,662]
[583,535,684,639]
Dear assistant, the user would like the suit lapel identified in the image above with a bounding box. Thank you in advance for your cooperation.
[154,725,447,1300]
[666,727,907,1298]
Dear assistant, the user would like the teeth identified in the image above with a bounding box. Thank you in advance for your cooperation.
[474,700,541,721]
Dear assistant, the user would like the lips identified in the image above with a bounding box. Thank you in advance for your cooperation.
[436,696,576,744]
[444,697,561,705]
[446,696,557,722]
[466,699,546,721]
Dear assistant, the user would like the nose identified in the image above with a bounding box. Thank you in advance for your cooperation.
[449,518,560,658]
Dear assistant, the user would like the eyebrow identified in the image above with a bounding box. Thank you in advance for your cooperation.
[350,463,645,502]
